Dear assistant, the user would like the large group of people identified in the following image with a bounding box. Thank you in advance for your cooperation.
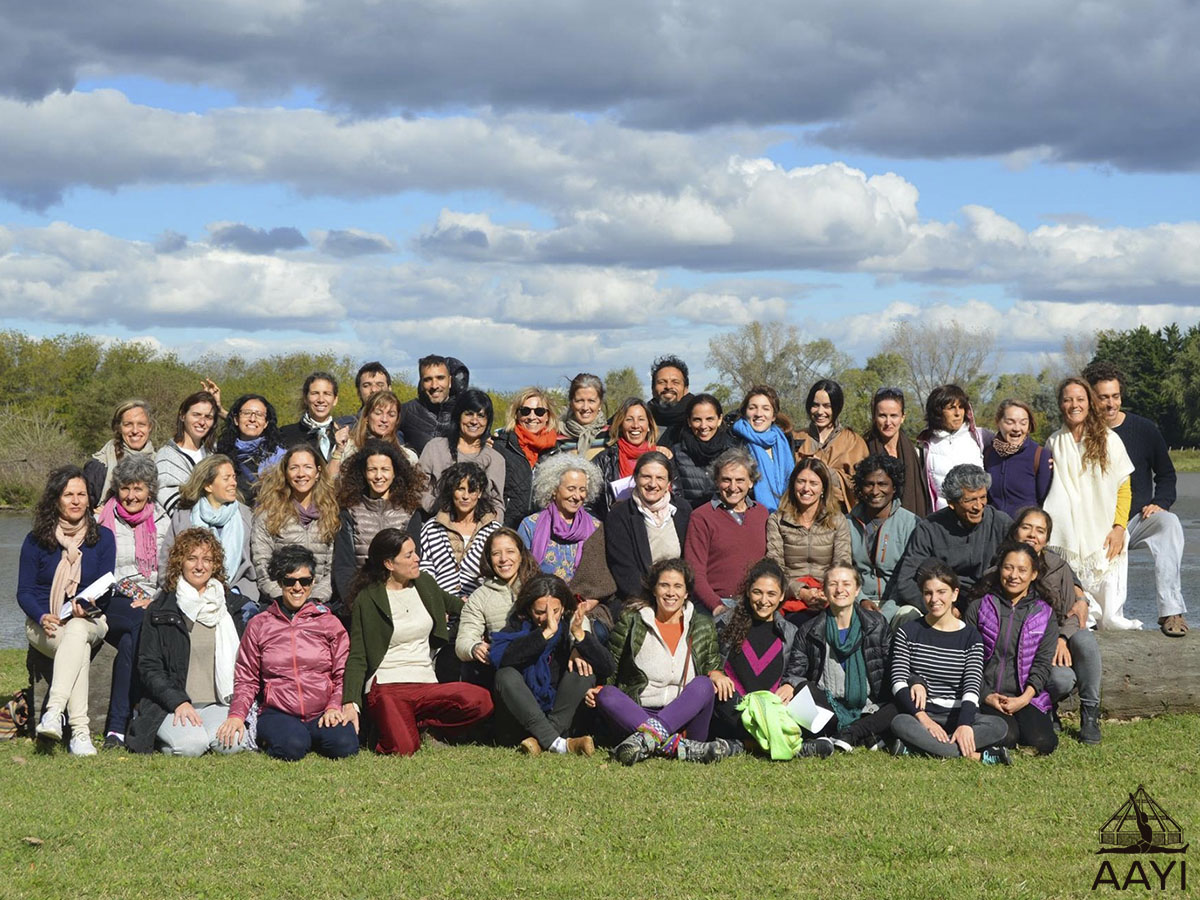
[15,353,1187,764]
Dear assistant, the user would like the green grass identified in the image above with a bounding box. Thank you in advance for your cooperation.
[1168,449,1200,472]
[1,647,1196,900]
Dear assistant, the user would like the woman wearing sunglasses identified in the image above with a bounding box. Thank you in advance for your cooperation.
[494,388,562,529]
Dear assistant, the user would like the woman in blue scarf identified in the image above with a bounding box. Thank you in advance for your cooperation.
[215,394,287,504]
[490,574,613,756]
[730,385,794,511]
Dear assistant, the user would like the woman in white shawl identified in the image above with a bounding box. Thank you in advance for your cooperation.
[1042,377,1137,629]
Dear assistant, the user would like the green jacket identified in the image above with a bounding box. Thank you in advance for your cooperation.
[605,602,721,705]
[343,573,464,704]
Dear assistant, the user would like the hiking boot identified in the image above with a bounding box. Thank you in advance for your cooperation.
[1050,707,1062,734]
[517,737,542,756]
[566,736,595,757]
[677,738,739,763]
[68,732,98,756]
[796,738,835,759]
[611,731,654,766]
[980,745,1011,766]
[1079,703,1102,746]
[36,706,63,741]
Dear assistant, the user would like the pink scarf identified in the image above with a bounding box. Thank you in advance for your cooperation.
[98,498,158,580]
[633,492,674,529]
[530,503,597,563]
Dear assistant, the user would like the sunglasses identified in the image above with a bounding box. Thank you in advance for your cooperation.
[518,406,549,417]
[280,576,314,588]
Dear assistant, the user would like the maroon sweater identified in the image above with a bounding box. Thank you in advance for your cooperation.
[684,501,770,612]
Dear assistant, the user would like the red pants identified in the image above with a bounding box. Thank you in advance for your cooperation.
[366,681,493,755]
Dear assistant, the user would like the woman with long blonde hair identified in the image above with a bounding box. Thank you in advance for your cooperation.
[494,387,562,528]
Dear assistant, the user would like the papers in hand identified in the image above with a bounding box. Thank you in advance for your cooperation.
[786,685,833,734]
[59,572,116,619]
[609,476,635,503]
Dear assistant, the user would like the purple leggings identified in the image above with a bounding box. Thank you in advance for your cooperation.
[596,678,715,742]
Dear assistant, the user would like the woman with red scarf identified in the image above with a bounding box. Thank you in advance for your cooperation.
[593,397,674,521]
[495,388,562,529]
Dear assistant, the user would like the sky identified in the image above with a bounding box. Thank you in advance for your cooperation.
[3,1,1200,391]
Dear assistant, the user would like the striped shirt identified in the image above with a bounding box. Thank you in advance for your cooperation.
[890,618,984,724]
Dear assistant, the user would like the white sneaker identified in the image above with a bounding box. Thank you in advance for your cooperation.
[68,733,98,756]
[36,706,63,740]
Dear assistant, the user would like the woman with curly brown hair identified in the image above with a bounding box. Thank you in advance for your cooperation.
[20,466,116,755]
[126,528,249,756]
[332,440,424,603]
[250,445,340,608]
[1043,377,1136,629]
[214,393,287,503]
[419,461,501,598]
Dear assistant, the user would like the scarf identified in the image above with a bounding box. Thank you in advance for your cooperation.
[633,491,674,529]
[822,610,869,731]
[301,412,334,459]
[731,418,792,511]
[514,424,558,468]
[175,577,238,703]
[530,503,597,563]
[91,439,155,501]
[50,518,88,614]
[560,416,607,456]
[1043,427,1134,590]
[488,621,563,712]
[97,498,157,580]
[191,499,245,576]
[991,435,1026,457]
[294,500,321,529]
[647,395,689,434]
[677,425,737,469]
[232,436,285,481]
[864,430,928,518]
[617,436,656,478]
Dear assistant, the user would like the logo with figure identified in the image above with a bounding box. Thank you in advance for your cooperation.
[1092,785,1188,891]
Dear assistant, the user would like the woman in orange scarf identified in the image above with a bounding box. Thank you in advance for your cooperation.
[495,388,562,528]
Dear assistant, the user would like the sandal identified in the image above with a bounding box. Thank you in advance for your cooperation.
[1159,614,1189,637]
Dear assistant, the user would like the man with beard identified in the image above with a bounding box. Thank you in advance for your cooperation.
[400,355,470,454]
[646,355,693,448]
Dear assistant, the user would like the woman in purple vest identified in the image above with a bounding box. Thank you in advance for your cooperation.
[964,541,1059,755]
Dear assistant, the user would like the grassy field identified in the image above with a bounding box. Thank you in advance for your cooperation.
[1169,449,1200,472]
[0,649,1196,900]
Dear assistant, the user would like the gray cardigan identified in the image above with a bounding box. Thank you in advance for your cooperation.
[160,503,259,603]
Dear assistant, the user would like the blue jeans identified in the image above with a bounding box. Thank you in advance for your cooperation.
[255,707,359,761]
[101,591,144,735]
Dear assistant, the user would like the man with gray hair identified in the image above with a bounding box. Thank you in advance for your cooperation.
[894,464,1013,612]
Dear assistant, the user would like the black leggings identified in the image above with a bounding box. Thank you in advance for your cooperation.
[989,704,1058,755]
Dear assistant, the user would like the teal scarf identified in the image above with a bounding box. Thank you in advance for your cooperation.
[824,610,868,730]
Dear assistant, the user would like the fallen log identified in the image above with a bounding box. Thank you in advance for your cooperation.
[1055,630,1199,718]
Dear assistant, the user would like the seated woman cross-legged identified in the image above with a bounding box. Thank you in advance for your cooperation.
[216,545,359,761]
[887,563,1011,764]
[588,558,739,765]
[127,528,249,756]
[964,541,1059,756]
[341,529,493,756]
[490,574,614,756]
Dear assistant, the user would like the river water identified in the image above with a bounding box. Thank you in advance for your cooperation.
[3,477,1199,648]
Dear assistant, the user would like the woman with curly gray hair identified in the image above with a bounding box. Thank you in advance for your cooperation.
[516,454,602,581]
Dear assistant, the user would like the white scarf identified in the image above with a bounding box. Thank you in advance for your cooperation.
[1043,427,1133,590]
[633,492,676,529]
[176,577,238,704]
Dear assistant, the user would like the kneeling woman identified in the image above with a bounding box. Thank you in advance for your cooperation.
[888,563,1010,763]
[588,558,736,764]
[341,529,493,755]
[490,574,613,755]
[127,528,249,756]
[964,541,1059,755]
[216,545,359,761]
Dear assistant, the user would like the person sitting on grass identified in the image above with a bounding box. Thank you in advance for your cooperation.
[887,563,1011,764]
[964,541,1059,756]
[216,544,359,761]
[586,558,739,765]
[490,574,613,757]
[127,528,250,756]
[340,529,493,755]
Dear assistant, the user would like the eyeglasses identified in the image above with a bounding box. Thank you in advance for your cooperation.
[280,576,314,588]
[238,410,266,421]
[518,406,548,417]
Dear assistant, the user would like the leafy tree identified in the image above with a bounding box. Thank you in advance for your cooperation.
[602,367,645,413]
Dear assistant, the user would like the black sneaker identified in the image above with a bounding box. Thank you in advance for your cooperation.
[980,745,1011,766]
[888,737,910,758]
[102,732,125,751]
[796,738,835,759]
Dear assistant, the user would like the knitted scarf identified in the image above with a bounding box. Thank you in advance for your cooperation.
[191,499,245,576]
[91,439,156,501]
[677,425,737,469]
[823,610,868,731]
[530,503,597,563]
[559,416,607,456]
[514,424,558,468]
[50,518,87,614]
[488,620,563,712]
[97,498,158,579]
[617,436,655,478]
[731,419,792,511]
[647,395,688,434]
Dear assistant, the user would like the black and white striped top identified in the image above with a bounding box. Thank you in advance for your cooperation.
[890,618,984,724]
